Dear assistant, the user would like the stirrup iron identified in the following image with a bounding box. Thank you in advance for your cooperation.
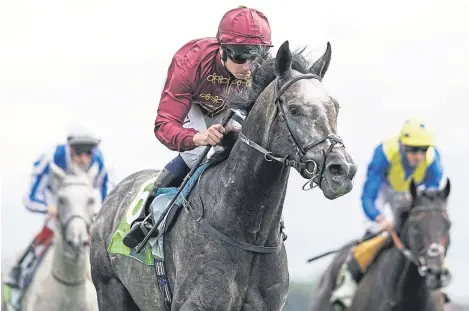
[123,217,158,248]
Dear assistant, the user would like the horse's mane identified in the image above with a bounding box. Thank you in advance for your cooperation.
[225,46,315,113]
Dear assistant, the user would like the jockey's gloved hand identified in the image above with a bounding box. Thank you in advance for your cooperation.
[375,215,393,232]
[47,205,57,217]
[193,124,225,147]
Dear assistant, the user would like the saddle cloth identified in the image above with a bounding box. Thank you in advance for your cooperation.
[107,163,210,265]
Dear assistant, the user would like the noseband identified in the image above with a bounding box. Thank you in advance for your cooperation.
[391,205,450,279]
[55,179,94,240]
[53,211,92,286]
[59,214,91,238]
[238,73,344,190]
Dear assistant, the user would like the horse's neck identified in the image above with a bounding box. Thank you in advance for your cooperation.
[384,247,429,309]
[202,135,290,245]
[51,235,88,285]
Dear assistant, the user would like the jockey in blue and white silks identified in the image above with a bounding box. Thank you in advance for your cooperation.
[4,124,112,291]
[25,137,110,215]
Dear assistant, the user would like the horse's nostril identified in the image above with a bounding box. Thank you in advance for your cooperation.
[327,163,346,177]
[349,164,357,179]
[428,266,449,279]
[429,267,439,276]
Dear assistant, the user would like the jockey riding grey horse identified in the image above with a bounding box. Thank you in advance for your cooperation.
[90,39,357,311]
[3,164,100,311]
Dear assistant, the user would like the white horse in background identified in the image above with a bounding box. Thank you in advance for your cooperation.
[3,163,100,311]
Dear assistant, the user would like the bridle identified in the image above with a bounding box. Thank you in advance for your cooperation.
[377,204,452,307]
[59,214,91,242]
[56,180,94,238]
[238,73,344,190]
[53,205,93,286]
[55,180,95,257]
[184,73,347,254]
[390,204,450,279]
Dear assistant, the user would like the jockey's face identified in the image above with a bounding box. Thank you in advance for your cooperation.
[224,57,252,80]
[221,45,255,80]
[404,145,428,167]
[70,146,93,170]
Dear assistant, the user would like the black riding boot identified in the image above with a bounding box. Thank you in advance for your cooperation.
[4,264,22,288]
[4,242,38,289]
[123,169,178,248]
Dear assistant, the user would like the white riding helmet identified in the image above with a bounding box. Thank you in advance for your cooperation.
[66,122,101,147]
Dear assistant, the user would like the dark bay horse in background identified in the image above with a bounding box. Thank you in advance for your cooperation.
[90,40,357,311]
[310,179,452,311]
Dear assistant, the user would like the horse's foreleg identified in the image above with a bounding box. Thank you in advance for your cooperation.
[90,229,140,311]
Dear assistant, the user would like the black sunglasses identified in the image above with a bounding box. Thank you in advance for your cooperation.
[404,146,429,153]
[223,45,268,64]
[226,50,251,64]
[71,145,94,156]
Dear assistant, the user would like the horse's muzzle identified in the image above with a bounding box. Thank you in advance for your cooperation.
[425,265,452,290]
[307,150,356,199]
[66,238,89,252]
[63,218,91,257]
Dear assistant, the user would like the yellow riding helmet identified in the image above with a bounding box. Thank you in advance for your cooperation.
[399,118,435,146]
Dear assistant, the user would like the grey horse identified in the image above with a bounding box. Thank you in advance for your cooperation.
[310,179,452,311]
[90,40,357,311]
[2,164,100,311]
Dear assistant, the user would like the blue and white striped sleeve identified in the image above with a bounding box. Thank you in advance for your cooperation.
[23,152,52,213]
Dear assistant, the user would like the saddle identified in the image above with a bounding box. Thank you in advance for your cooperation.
[122,163,212,249]
[364,236,393,273]
[122,170,180,248]
[123,130,242,249]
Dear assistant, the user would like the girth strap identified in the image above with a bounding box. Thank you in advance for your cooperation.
[183,199,283,254]
[154,259,172,310]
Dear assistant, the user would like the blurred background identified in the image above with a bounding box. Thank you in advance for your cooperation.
[1,0,468,309]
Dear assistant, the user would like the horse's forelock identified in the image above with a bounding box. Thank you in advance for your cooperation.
[413,188,447,208]
[60,174,93,189]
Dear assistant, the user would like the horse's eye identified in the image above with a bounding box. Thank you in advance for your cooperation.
[289,105,300,116]
[57,197,66,205]
[88,198,95,205]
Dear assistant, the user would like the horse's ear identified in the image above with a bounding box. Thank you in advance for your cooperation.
[275,40,292,78]
[441,178,451,200]
[309,42,332,81]
[49,163,66,191]
[409,179,418,202]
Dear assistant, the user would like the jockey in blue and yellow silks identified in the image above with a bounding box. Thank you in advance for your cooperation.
[361,119,442,234]
[330,118,444,309]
